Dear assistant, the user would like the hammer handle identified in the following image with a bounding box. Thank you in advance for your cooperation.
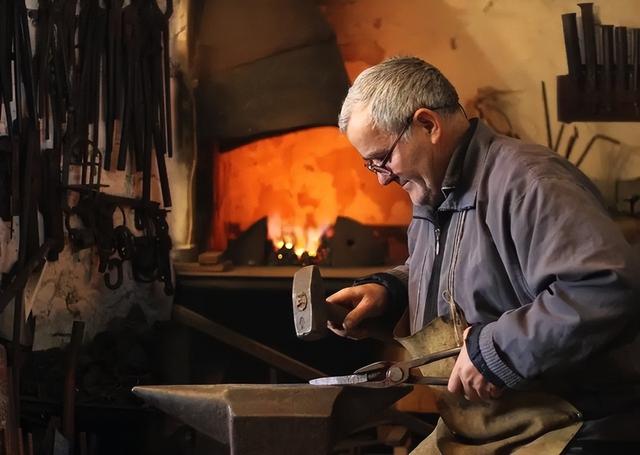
[325,301,350,327]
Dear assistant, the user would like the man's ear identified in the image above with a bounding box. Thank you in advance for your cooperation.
[415,108,441,143]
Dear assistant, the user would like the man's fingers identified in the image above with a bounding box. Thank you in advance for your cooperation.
[325,283,389,339]
[464,377,502,402]
[475,383,492,401]
[446,344,505,402]
[326,287,358,306]
[342,298,374,330]
[327,321,348,337]
[447,366,463,395]
[327,321,366,340]
[326,288,360,330]
[461,379,481,402]
[488,384,504,399]
[324,297,366,333]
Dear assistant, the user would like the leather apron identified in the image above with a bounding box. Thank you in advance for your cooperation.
[392,311,583,455]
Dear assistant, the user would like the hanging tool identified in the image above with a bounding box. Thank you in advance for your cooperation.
[116,0,172,208]
[579,3,597,115]
[574,134,621,168]
[564,126,579,160]
[602,24,614,113]
[561,12,581,85]
[553,123,566,153]
[541,81,552,149]
[104,0,124,171]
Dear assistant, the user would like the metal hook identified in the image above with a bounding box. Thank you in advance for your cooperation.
[115,205,127,227]
[104,257,124,290]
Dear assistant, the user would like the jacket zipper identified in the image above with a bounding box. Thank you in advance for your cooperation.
[445,211,467,346]
[424,212,449,323]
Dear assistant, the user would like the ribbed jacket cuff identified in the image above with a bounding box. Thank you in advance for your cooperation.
[465,324,505,388]
[385,265,409,283]
[479,323,525,389]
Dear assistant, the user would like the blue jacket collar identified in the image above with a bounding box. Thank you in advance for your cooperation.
[413,119,494,219]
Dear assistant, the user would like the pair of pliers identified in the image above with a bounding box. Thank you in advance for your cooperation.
[310,347,461,388]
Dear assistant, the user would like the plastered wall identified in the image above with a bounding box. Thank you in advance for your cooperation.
[323,0,640,202]
[211,1,640,252]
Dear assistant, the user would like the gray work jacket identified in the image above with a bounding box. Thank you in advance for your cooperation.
[387,120,640,430]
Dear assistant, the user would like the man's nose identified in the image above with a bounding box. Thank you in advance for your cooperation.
[377,172,393,185]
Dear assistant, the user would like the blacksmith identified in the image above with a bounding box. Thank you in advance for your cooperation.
[328,56,640,454]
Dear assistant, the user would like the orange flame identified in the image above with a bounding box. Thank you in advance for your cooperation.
[211,126,412,252]
[267,214,328,257]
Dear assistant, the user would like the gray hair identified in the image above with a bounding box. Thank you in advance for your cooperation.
[338,56,459,135]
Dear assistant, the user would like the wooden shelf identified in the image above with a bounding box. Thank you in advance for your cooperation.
[173,263,390,279]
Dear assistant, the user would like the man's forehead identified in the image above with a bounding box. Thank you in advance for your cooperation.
[346,110,390,159]
[347,107,383,141]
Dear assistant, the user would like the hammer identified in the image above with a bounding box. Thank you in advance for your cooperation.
[292,265,390,341]
[292,265,347,340]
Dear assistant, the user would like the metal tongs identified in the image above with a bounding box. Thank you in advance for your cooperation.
[310,347,461,388]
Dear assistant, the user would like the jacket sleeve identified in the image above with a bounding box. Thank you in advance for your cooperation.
[385,263,409,286]
[475,174,640,389]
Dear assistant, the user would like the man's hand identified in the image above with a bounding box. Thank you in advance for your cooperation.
[448,327,504,401]
[325,283,389,339]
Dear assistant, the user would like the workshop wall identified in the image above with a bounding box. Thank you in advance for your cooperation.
[322,0,640,203]
[0,0,180,350]
[0,176,173,351]
[210,0,640,253]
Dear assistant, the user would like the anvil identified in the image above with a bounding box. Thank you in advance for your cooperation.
[132,383,411,455]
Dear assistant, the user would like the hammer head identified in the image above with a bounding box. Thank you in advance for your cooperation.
[292,265,327,340]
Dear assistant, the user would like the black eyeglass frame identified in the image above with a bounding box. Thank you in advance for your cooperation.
[364,117,412,175]
[364,103,466,176]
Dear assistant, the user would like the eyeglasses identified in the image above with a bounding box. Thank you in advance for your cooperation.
[363,103,466,176]
[364,118,412,175]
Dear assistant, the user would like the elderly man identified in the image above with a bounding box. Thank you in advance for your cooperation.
[328,56,639,454]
